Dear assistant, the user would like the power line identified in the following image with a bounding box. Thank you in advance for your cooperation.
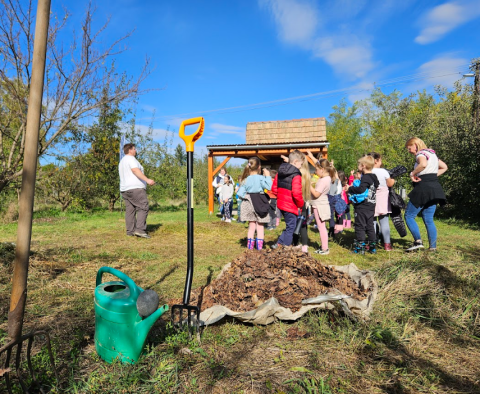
[157,64,472,120]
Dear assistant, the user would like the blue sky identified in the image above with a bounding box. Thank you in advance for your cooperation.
[56,0,480,158]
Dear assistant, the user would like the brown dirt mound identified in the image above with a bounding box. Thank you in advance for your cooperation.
[187,248,371,313]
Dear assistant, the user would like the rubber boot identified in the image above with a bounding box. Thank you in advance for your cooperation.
[345,220,352,229]
[368,241,377,254]
[247,238,255,250]
[256,239,264,250]
[352,240,366,255]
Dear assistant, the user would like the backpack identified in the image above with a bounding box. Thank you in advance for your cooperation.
[387,165,407,179]
[348,179,369,204]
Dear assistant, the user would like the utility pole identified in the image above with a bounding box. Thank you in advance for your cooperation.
[8,0,51,340]
[471,58,480,126]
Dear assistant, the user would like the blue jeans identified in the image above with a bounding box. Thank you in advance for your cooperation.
[404,201,437,248]
[278,211,297,246]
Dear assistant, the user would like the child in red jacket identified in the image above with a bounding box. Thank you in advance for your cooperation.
[271,150,305,248]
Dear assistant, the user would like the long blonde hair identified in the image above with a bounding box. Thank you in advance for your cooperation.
[299,159,311,202]
[405,137,427,152]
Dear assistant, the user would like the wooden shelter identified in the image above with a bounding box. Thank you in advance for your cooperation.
[207,117,329,214]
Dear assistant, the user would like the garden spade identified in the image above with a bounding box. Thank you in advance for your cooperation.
[171,117,205,333]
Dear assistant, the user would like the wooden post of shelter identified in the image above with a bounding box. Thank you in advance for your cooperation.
[207,118,329,214]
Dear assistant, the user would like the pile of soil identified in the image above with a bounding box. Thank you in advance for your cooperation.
[188,248,371,313]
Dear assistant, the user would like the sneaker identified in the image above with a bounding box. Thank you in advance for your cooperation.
[384,243,393,251]
[134,232,151,239]
[428,247,437,253]
[405,240,424,252]
[266,226,276,230]
[225,219,231,223]
[315,248,330,255]
[270,243,280,250]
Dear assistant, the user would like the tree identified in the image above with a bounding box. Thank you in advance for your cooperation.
[83,88,123,211]
[36,159,89,211]
[326,99,364,172]
[174,143,187,166]
[0,0,148,193]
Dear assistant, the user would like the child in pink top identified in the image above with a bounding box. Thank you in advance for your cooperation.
[309,160,335,255]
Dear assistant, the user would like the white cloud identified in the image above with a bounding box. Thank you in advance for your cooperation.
[126,123,172,139]
[313,36,375,80]
[347,81,375,102]
[259,0,375,83]
[415,0,480,44]
[259,0,318,47]
[407,54,468,91]
[209,123,245,137]
[142,104,157,114]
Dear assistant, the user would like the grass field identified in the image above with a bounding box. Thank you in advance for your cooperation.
[1,204,479,393]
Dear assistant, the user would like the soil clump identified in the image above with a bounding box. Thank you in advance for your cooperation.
[187,248,371,313]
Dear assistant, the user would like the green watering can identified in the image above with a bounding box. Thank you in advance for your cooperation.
[94,267,168,364]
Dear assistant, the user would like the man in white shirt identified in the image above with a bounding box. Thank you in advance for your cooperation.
[119,143,155,238]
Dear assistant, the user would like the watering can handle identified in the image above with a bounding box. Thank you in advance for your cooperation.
[96,267,141,300]
[179,117,204,152]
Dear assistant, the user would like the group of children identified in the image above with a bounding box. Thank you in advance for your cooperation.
[234,149,393,255]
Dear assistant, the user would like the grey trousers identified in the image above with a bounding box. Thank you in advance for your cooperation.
[121,188,149,235]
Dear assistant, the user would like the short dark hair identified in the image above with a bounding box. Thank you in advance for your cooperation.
[367,152,381,160]
[123,143,135,154]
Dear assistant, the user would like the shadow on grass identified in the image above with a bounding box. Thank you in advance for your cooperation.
[457,245,480,261]
[196,266,215,311]
[146,264,180,290]
[379,256,480,347]
[365,338,479,393]
[146,223,163,233]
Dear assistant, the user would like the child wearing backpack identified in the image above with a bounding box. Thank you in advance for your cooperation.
[237,157,272,250]
[271,150,305,248]
[347,155,379,254]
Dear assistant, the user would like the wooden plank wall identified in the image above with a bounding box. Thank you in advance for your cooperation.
[246,118,327,144]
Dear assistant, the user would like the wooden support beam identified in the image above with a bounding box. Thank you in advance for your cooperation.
[211,151,237,156]
[306,156,316,167]
[213,157,232,176]
[322,146,328,159]
[237,150,257,155]
[208,154,214,214]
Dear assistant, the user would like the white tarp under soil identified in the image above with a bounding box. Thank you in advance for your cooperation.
[186,248,378,326]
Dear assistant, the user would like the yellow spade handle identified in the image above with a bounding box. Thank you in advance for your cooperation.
[179,117,205,152]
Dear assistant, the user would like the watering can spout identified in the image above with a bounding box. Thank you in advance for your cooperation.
[137,304,169,337]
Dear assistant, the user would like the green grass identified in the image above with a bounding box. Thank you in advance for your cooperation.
[1,204,479,393]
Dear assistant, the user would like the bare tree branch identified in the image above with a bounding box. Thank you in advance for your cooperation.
[0,0,150,193]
